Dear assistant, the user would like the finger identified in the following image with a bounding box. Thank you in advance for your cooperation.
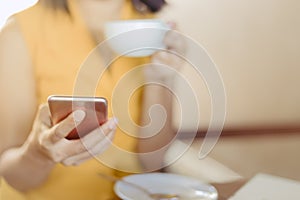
[51,110,86,142]
[33,104,51,127]
[39,104,52,127]
[167,36,185,52]
[166,21,177,29]
[60,118,117,159]
[152,51,177,64]
[80,117,118,148]
[163,30,186,55]
[61,130,115,166]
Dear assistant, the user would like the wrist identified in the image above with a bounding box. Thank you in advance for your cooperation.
[144,75,176,89]
[22,140,55,168]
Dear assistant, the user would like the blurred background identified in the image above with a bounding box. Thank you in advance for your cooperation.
[0,0,38,28]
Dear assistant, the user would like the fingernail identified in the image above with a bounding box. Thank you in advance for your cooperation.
[108,117,118,130]
[113,117,119,124]
[166,21,176,29]
[73,110,86,122]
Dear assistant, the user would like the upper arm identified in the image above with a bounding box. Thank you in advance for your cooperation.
[0,18,37,153]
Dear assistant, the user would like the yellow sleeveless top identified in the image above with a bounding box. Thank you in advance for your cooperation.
[0,1,152,199]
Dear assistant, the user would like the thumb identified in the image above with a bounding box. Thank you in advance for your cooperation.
[35,104,52,127]
[166,21,177,29]
[39,104,52,127]
[51,110,86,142]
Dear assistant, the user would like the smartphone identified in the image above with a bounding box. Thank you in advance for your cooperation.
[48,95,108,140]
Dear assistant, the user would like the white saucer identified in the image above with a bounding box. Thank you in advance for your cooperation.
[114,173,218,200]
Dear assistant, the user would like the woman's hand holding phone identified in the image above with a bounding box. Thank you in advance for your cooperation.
[24,104,117,166]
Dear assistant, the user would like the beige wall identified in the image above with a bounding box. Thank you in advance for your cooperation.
[158,0,300,131]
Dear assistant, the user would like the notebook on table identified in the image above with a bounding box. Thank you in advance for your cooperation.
[229,173,300,200]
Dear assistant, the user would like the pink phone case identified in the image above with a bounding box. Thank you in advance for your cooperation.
[48,95,108,140]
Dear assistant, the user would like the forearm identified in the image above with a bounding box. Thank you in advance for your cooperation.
[137,22,186,171]
[0,144,55,192]
[138,82,176,171]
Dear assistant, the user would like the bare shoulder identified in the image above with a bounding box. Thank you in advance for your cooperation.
[0,16,27,54]
[0,16,34,91]
[0,17,20,41]
[0,17,37,151]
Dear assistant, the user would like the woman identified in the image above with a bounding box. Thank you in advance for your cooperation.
[0,0,184,199]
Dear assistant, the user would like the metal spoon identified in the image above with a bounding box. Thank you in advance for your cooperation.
[98,173,179,200]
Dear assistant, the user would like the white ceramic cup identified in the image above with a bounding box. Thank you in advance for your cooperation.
[104,19,170,57]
